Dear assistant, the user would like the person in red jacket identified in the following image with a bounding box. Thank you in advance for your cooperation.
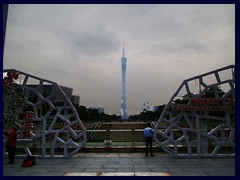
[4,127,18,164]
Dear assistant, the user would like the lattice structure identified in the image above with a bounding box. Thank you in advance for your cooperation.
[3,69,87,158]
[154,65,235,157]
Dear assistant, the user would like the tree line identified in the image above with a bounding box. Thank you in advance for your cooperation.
[74,105,166,123]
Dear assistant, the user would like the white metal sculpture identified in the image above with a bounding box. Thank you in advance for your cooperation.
[3,69,87,158]
[154,65,235,157]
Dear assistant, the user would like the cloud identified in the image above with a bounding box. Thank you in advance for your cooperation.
[65,28,120,59]
[4,4,235,115]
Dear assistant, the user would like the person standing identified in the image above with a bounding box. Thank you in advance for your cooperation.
[4,127,18,164]
[143,122,155,156]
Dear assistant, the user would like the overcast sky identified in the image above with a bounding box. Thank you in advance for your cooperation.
[3,4,235,115]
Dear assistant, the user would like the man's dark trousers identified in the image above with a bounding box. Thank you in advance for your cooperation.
[145,137,153,156]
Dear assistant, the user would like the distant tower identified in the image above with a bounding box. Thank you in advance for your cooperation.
[120,44,128,120]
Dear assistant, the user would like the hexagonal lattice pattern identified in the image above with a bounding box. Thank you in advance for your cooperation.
[3,69,87,158]
[154,65,235,157]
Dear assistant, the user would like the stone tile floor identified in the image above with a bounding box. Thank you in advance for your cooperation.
[3,153,235,176]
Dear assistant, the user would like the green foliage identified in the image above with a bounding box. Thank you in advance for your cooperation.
[74,105,165,122]
[129,105,165,122]
[75,105,120,122]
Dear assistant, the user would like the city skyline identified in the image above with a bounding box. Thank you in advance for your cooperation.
[3,4,235,115]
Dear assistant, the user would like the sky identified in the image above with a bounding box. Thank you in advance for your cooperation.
[3,4,235,116]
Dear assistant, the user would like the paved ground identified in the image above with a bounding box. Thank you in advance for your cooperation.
[3,153,235,176]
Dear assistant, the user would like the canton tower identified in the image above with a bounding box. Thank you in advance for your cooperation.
[120,44,128,120]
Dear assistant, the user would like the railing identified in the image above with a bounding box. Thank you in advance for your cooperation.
[84,129,157,148]
[4,127,234,157]
[87,121,102,141]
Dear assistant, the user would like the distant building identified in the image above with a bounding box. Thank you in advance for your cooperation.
[143,102,150,112]
[150,106,159,112]
[143,102,159,112]
[27,84,80,106]
[71,95,80,106]
[89,105,105,114]
[98,105,105,114]
[120,44,128,120]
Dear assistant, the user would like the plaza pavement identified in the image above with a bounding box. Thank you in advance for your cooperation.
[3,153,235,176]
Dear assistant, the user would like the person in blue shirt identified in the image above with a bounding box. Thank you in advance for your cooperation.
[144,122,155,156]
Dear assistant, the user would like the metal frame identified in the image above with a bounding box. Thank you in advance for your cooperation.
[3,69,87,158]
[154,65,235,157]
